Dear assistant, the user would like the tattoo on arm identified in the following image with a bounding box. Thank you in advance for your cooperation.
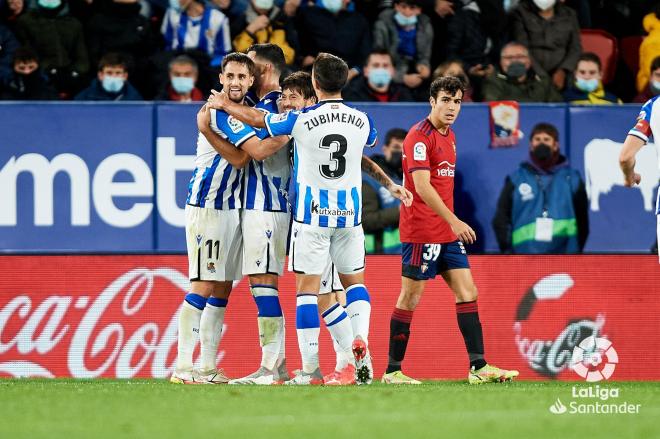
[361,156,393,188]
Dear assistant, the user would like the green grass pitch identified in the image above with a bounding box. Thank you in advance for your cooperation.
[2,380,659,438]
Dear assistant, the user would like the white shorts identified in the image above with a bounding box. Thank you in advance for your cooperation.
[241,209,290,275]
[185,205,242,281]
[320,258,344,295]
[288,222,365,275]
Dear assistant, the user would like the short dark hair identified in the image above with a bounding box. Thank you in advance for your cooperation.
[98,52,129,71]
[221,52,256,77]
[429,76,465,99]
[578,52,602,71]
[312,53,348,93]
[530,122,559,142]
[394,0,420,6]
[651,56,660,74]
[365,49,393,67]
[168,54,198,72]
[13,46,39,64]
[248,43,286,75]
[385,128,407,146]
[282,71,317,102]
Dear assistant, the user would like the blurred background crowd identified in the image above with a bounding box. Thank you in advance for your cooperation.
[1,0,659,103]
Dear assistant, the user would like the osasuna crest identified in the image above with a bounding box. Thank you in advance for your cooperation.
[420,263,429,273]
[227,116,245,133]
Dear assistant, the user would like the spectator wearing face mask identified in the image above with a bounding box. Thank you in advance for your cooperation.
[342,49,414,102]
[362,127,406,254]
[295,0,371,80]
[511,0,581,90]
[634,55,660,103]
[373,0,432,93]
[14,0,90,97]
[0,46,57,100]
[232,0,298,65]
[492,122,589,254]
[75,52,142,101]
[162,0,231,67]
[482,42,562,102]
[563,52,621,105]
[155,54,204,101]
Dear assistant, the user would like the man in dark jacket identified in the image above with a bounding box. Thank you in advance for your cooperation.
[343,50,414,102]
[362,128,406,254]
[85,0,158,96]
[0,46,57,100]
[373,0,433,92]
[511,0,581,90]
[75,52,142,101]
[295,0,371,78]
[15,0,89,96]
[0,24,19,85]
[492,122,589,254]
[482,42,562,102]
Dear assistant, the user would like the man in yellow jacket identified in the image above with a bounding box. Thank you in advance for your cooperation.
[233,0,297,65]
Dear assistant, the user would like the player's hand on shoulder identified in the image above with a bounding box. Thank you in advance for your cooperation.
[389,184,413,207]
[624,172,642,187]
[196,103,211,133]
[207,89,228,110]
[450,219,476,244]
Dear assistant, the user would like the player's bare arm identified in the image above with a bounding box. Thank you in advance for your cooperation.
[241,135,291,161]
[197,104,251,169]
[410,169,476,244]
[619,134,645,187]
[207,89,267,128]
[361,155,413,207]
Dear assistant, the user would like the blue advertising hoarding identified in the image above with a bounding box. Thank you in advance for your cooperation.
[0,102,656,253]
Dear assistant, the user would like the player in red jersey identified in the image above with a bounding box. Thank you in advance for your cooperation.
[381,76,519,385]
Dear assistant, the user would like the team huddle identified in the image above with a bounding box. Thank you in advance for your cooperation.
[171,43,519,386]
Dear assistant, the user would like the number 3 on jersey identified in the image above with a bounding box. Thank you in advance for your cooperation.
[319,134,347,179]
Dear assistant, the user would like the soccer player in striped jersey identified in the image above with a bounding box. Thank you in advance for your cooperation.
[382,76,519,385]
[207,70,410,384]
[620,96,660,263]
[228,45,292,385]
[208,53,410,385]
[172,52,285,385]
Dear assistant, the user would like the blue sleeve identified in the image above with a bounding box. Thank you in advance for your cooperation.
[215,111,256,147]
[264,110,300,137]
[365,113,378,148]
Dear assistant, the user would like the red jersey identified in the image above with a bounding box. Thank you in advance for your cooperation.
[399,118,457,244]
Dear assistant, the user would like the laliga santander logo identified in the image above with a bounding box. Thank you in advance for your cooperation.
[570,336,618,382]
[514,273,606,378]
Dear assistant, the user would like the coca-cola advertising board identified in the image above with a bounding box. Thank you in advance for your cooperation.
[0,255,658,380]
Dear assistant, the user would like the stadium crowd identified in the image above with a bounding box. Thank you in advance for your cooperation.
[0,0,658,102]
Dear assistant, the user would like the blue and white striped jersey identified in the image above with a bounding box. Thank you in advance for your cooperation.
[161,7,231,66]
[264,99,377,228]
[186,109,255,209]
[243,90,291,213]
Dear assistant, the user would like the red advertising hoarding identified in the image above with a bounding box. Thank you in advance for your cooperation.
[0,255,658,380]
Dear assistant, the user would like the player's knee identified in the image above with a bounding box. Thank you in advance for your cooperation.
[397,289,423,310]
[456,285,478,303]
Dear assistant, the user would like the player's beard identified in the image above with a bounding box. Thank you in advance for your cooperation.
[226,88,246,103]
